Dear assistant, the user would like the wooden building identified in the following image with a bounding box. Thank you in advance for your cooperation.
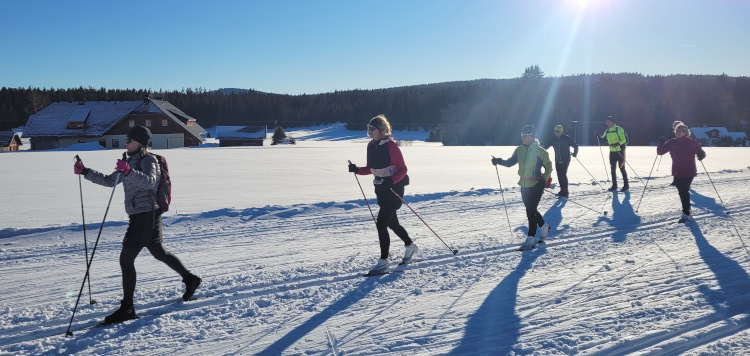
[0,131,22,151]
[216,126,267,147]
[23,97,206,150]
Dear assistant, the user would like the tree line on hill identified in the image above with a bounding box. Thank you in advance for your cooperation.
[2,67,748,146]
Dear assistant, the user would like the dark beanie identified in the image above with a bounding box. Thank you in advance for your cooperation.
[127,126,152,147]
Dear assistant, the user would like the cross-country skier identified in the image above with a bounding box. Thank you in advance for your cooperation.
[491,125,553,250]
[348,115,417,274]
[73,126,201,325]
[597,117,629,191]
[543,124,578,198]
[657,123,706,223]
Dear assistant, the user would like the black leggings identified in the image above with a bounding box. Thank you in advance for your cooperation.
[609,150,628,186]
[375,184,412,260]
[120,213,189,303]
[521,183,545,236]
[555,161,570,189]
[674,176,694,215]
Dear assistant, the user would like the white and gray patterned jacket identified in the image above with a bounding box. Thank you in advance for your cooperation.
[84,153,160,216]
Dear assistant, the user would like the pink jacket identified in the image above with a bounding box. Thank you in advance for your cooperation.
[657,136,706,177]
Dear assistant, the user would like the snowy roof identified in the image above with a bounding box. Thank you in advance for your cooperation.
[0,131,22,147]
[690,127,747,140]
[215,126,266,139]
[24,100,206,141]
[24,101,145,137]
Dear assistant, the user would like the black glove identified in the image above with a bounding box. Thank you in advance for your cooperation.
[491,157,504,165]
[348,162,358,173]
[594,131,599,136]
[698,154,705,161]
[572,152,577,158]
[610,143,618,148]
[658,136,667,143]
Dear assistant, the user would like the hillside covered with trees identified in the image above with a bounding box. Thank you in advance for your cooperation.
[2,68,748,146]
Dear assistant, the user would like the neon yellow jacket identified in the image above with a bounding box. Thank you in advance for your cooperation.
[498,141,553,187]
[600,125,627,152]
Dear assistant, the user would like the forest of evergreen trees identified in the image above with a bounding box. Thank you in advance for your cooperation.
[2,70,748,146]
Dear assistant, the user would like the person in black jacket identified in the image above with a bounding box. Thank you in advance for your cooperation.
[348,115,417,274]
[543,125,578,198]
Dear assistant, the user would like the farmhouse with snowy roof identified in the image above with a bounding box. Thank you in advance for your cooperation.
[23,97,207,150]
[690,126,749,147]
[215,125,267,146]
[0,131,23,151]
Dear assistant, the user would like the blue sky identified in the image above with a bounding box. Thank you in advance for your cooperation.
[1,0,748,95]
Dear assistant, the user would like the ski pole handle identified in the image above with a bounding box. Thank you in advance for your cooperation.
[75,154,81,163]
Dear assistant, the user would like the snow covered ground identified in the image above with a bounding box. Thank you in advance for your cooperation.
[1,124,749,355]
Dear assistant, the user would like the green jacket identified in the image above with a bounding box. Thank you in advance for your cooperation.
[499,141,553,188]
[600,125,627,152]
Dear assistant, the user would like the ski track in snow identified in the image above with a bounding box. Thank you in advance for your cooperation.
[1,145,750,355]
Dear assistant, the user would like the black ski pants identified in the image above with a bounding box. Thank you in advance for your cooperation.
[120,211,190,303]
[609,150,628,187]
[521,183,545,237]
[555,161,570,189]
[674,176,694,215]
[375,183,412,260]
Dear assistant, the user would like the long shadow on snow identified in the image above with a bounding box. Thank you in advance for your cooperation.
[253,276,388,355]
[592,192,640,243]
[689,221,750,316]
[166,189,498,225]
[591,221,750,356]
[448,248,547,355]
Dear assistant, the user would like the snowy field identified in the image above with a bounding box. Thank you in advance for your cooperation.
[1,124,750,355]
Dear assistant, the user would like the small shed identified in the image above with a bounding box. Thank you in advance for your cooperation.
[216,126,267,147]
[0,131,23,151]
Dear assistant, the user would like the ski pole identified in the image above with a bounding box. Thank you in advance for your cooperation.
[544,188,605,215]
[390,188,458,255]
[66,155,123,337]
[616,150,647,186]
[635,154,659,212]
[74,155,96,305]
[656,155,663,171]
[349,160,376,225]
[493,157,513,245]
[573,156,608,192]
[595,133,610,183]
[700,160,729,214]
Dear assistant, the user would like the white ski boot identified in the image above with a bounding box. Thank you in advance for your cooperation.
[678,212,692,223]
[367,258,389,275]
[401,243,418,265]
[519,236,536,251]
[538,224,552,243]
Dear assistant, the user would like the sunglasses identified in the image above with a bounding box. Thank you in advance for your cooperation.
[367,126,379,132]
[124,137,134,144]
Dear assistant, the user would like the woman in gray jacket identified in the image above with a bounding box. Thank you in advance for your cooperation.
[74,126,201,325]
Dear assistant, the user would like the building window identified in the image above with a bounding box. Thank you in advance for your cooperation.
[145,120,151,127]
[99,139,107,147]
[112,139,120,148]
[129,120,135,128]
[162,119,168,127]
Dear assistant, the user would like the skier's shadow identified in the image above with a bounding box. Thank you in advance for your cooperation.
[543,197,569,237]
[688,221,750,316]
[448,248,547,355]
[689,189,727,215]
[607,192,640,243]
[252,277,384,355]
